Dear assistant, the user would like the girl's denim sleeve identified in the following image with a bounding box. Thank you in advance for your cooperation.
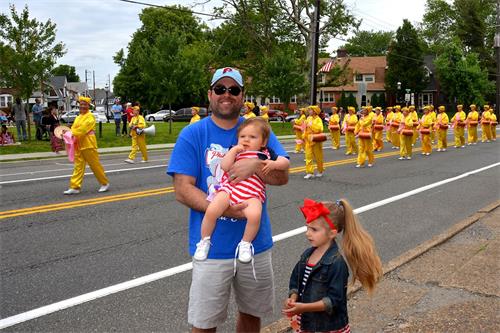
[323,257,349,315]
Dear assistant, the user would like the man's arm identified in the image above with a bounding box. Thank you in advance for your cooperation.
[228,158,289,186]
[173,173,247,219]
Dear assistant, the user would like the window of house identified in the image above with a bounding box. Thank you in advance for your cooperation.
[290,95,297,103]
[323,93,335,103]
[0,94,13,108]
[319,73,326,84]
[271,96,280,103]
[354,74,363,82]
[245,95,255,103]
[418,93,433,107]
[364,75,374,82]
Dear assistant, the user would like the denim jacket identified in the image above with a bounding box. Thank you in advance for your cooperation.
[288,242,349,332]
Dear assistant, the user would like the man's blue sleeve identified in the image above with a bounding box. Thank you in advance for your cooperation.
[267,132,289,159]
[167,127,199,178]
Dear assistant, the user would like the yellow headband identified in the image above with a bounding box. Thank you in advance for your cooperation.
[192,106,200,112]
[438,106,445,111]
[79,96,91,104]
[309,105,321,114]
[260,106,269,112]
[244,101,255,110]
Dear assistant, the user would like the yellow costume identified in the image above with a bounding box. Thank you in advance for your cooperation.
[436,106,449,151]
[356,112,374,167]
[259,106,269,122]
[429,106,437,143]
[466,104,479,144]
[419,107,433,155]
[481,106,492,142]
[385,107,394,143]
[343,108,358,155]
[243,101,256,119]
[372,109,384,151]
[328,109,340,149]
[491,113,497,141]
[68,110,108,191]
[399,109,414,159]
[391,106,403,148]
[450,105,466,147]
[304,106,324,177]
[190,107,201,124]
[293,109,306,153]
[410,107,419,145]
[128,113,148,162]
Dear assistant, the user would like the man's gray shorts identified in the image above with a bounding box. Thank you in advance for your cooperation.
[188,249,274,329]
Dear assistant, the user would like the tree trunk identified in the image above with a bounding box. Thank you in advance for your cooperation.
[26,94,32,141]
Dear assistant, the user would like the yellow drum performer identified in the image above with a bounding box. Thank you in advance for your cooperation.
[125,106,148,163]
[435,105,449,152]
[328,106,341,149]
[385,106,394,144]
[355,107,374,167]
[342,106,358,155]
[419,106,433,156]
[243,101,256,119]
[260,105,270,122]
[372,107,384,151]
[391,105,403,149]
[451,104,466,148]
[481,105,492,142]
[303,105,325,179]
[429,105,437,144]
[63,96,109,195]
[293,108,306,153]
[466,104,479,145]
[190,106,201,124]
[398,107,414,160]
[491,111,497,141]
[410,105,419,146]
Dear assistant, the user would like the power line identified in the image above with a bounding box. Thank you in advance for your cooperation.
[117,0,229,20]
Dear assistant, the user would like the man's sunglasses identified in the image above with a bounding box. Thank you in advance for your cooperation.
[212,85,242,96]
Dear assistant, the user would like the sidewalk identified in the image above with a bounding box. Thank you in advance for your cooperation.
[0,135,297,162]
[264,201,500,333]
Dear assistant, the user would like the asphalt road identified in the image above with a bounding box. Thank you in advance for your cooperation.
[0,131,499,332]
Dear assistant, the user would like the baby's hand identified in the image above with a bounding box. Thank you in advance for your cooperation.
[231,144,245,153]
[261,160,275,175]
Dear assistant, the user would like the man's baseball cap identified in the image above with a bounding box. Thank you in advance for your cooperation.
[210,67,244,87]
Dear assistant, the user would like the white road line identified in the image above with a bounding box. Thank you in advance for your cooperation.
[0,161,498,329]
[0,165,167,185]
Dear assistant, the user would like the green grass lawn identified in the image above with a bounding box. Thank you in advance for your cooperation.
[1,121,298,154]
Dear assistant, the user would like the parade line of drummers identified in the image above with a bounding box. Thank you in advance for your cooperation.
[290,104,497,179]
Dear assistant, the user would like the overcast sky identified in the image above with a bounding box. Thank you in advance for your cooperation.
[1,0,427,90]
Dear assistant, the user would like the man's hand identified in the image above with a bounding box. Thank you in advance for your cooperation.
[227,158,262,184]
[261,160,276,176]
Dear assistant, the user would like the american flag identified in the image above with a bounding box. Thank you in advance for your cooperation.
[319,60,334,73]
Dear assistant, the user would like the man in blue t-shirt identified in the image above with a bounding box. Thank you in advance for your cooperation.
[168,67,289,332]
[111,100,123,136]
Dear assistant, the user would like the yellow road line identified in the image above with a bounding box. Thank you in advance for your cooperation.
[0,147,423,220]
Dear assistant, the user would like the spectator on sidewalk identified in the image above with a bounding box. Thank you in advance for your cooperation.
[111,100,123,136]
[0,124,15,145]
[32,98,44,140]
[283,198,382,333]
[121,102,131,136]
[43,106,63,153]
[12,97,27,141]
[168,67,289,332]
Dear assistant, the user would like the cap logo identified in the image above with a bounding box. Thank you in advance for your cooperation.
[222,67,232,73]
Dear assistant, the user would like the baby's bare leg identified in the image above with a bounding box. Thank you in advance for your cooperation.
[241,198,262,242]
[201,191,230,238]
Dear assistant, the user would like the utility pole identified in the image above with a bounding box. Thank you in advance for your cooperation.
[85,69,88,97]
[309,0,320,105]
[93,70,96,105]
[495,0,500,118]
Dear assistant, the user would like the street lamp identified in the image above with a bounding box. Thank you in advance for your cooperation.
[397,81,401,104]
[104,83,110,123]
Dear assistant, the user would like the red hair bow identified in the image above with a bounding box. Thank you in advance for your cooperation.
[300,198,336,230]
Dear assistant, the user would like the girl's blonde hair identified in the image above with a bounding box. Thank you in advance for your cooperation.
[323,199,383,294]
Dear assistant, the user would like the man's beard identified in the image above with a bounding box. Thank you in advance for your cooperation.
[210,101,242,120]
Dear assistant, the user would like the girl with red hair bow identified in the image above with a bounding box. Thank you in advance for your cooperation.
[283,198,382,333]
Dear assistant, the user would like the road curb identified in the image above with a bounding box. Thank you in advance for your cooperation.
[262,200,500,333]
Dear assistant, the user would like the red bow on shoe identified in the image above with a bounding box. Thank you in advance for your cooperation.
[300,198,336,230]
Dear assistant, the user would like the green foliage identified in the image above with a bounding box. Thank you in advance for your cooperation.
[337,90,348,110]
[342,30,394,56]
[347,92,358,110]
[0,4,65,99]
[113,6,212,110]
[385,20,427,95]
[52,64,80,82]
[434,39,494,107]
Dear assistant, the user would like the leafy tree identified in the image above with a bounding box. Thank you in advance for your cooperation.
[370,93,379,107]
[256,44,307,112]
[0,4,65,140]
[337,90,348,110]
[113,6,211,110]
[342,30,394,56]
[385,20,427,100]
[434,39,494,107]
[347,92,358,110]
[52,64,80,82]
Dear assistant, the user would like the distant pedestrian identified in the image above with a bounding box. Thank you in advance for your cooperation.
[283,198,382,333]
[12,97,27,141]
[111,100,123,136]
[32,98,44,140]
[121,102,131,136]
[44,107,63,153]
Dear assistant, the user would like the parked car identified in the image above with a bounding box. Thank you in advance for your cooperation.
[285,113,299,122]
[267,109,288,121]
[164,107,208,122]
[147,109,175,122]
[60,110,107,124]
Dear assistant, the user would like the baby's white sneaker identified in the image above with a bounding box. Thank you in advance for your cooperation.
[194,237,211,261]
[237,241,254,263]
